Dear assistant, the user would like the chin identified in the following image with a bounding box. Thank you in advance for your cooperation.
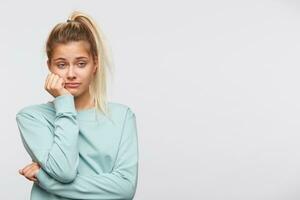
[70,90,86,98]
[67,89,79,96]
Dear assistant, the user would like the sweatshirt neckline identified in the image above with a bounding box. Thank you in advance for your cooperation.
[76,107,102,121]
[76,107,96,113]
[46,101,104,122]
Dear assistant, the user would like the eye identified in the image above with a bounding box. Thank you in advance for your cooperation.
[57,63,66,68]
[78,62,87,67]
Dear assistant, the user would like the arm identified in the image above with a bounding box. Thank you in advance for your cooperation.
[16,94,80,183]
[36,108,139,200]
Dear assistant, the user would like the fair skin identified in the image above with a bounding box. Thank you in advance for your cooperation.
[19,40,98,182]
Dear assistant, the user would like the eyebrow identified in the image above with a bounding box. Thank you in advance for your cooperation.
[53,57,89,61]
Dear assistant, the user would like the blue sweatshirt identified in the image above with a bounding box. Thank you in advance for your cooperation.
[15,94,139,200]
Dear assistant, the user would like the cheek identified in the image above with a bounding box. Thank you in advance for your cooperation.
[79,74,93,87]
[50,68,64,77]
[82,70,95,81]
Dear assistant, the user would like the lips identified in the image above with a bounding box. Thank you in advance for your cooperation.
[65,83,81,88]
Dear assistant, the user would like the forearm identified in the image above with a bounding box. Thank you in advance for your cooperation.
[35,108,139,199]
[36,168,137,200]
[16,94,80,183]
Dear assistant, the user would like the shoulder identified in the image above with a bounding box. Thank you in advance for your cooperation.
[108,101,135,115]
[16,102,54,122]
[107,101,136,122]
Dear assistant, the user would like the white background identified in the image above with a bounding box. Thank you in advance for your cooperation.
[2,0,300,199]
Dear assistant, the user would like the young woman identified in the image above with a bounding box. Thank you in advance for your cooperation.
[15,10,138,200]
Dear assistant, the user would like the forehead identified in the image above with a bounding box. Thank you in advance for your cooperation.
[52,41,91,61]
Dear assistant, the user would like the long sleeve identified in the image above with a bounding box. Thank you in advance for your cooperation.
[36,108,139,200]
[16,94,80,183]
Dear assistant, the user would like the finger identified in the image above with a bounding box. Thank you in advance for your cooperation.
[31,162,40,167]
[24,176,36,182]
[44,73,51,89]
[57,77,65,88]
[20,168,39,181]
[51,75,60,89]
[20,170,33,181]
[47,73,56,89]
[20,163,35,174]
[22,162,39,175]
[24,167,38,180]
[50,74,60,89]
[18,169,23,175]
[24,176,32,181]
[20,169,37,182]
[27,167,36,176]
[23,165,35,177]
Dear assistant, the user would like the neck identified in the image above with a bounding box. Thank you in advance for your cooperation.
[74,90,95,111]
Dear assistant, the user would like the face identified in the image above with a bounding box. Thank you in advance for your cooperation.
[47,40,98,97]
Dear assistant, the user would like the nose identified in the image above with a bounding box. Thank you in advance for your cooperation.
[66,66,76,80]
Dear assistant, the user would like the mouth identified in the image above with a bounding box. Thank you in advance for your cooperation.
[65,83,81,88]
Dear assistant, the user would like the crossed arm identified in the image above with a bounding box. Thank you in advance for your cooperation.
[16,95,138,199]
[16,94,80,183]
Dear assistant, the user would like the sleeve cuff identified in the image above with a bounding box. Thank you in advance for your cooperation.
[53,94,76,115]
[36,168,50,188]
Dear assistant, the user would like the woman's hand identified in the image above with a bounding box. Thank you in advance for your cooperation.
[44,72,71,98]
[18,162,41,183]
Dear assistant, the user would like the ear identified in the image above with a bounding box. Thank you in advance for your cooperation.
[93,59,99,75]
[93,65,98,75]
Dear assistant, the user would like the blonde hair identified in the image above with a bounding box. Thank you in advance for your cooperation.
[45,10,114,119]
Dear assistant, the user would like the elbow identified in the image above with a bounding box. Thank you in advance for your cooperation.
[59,159,79,183]
[44,154,79,183]
[114,166,138,199]
[121,180,137,200]
[55,169,77,183]
[45,161,78,183]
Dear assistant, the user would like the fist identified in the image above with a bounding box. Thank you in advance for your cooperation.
[44,73,71,98]
[19,162,41,182]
